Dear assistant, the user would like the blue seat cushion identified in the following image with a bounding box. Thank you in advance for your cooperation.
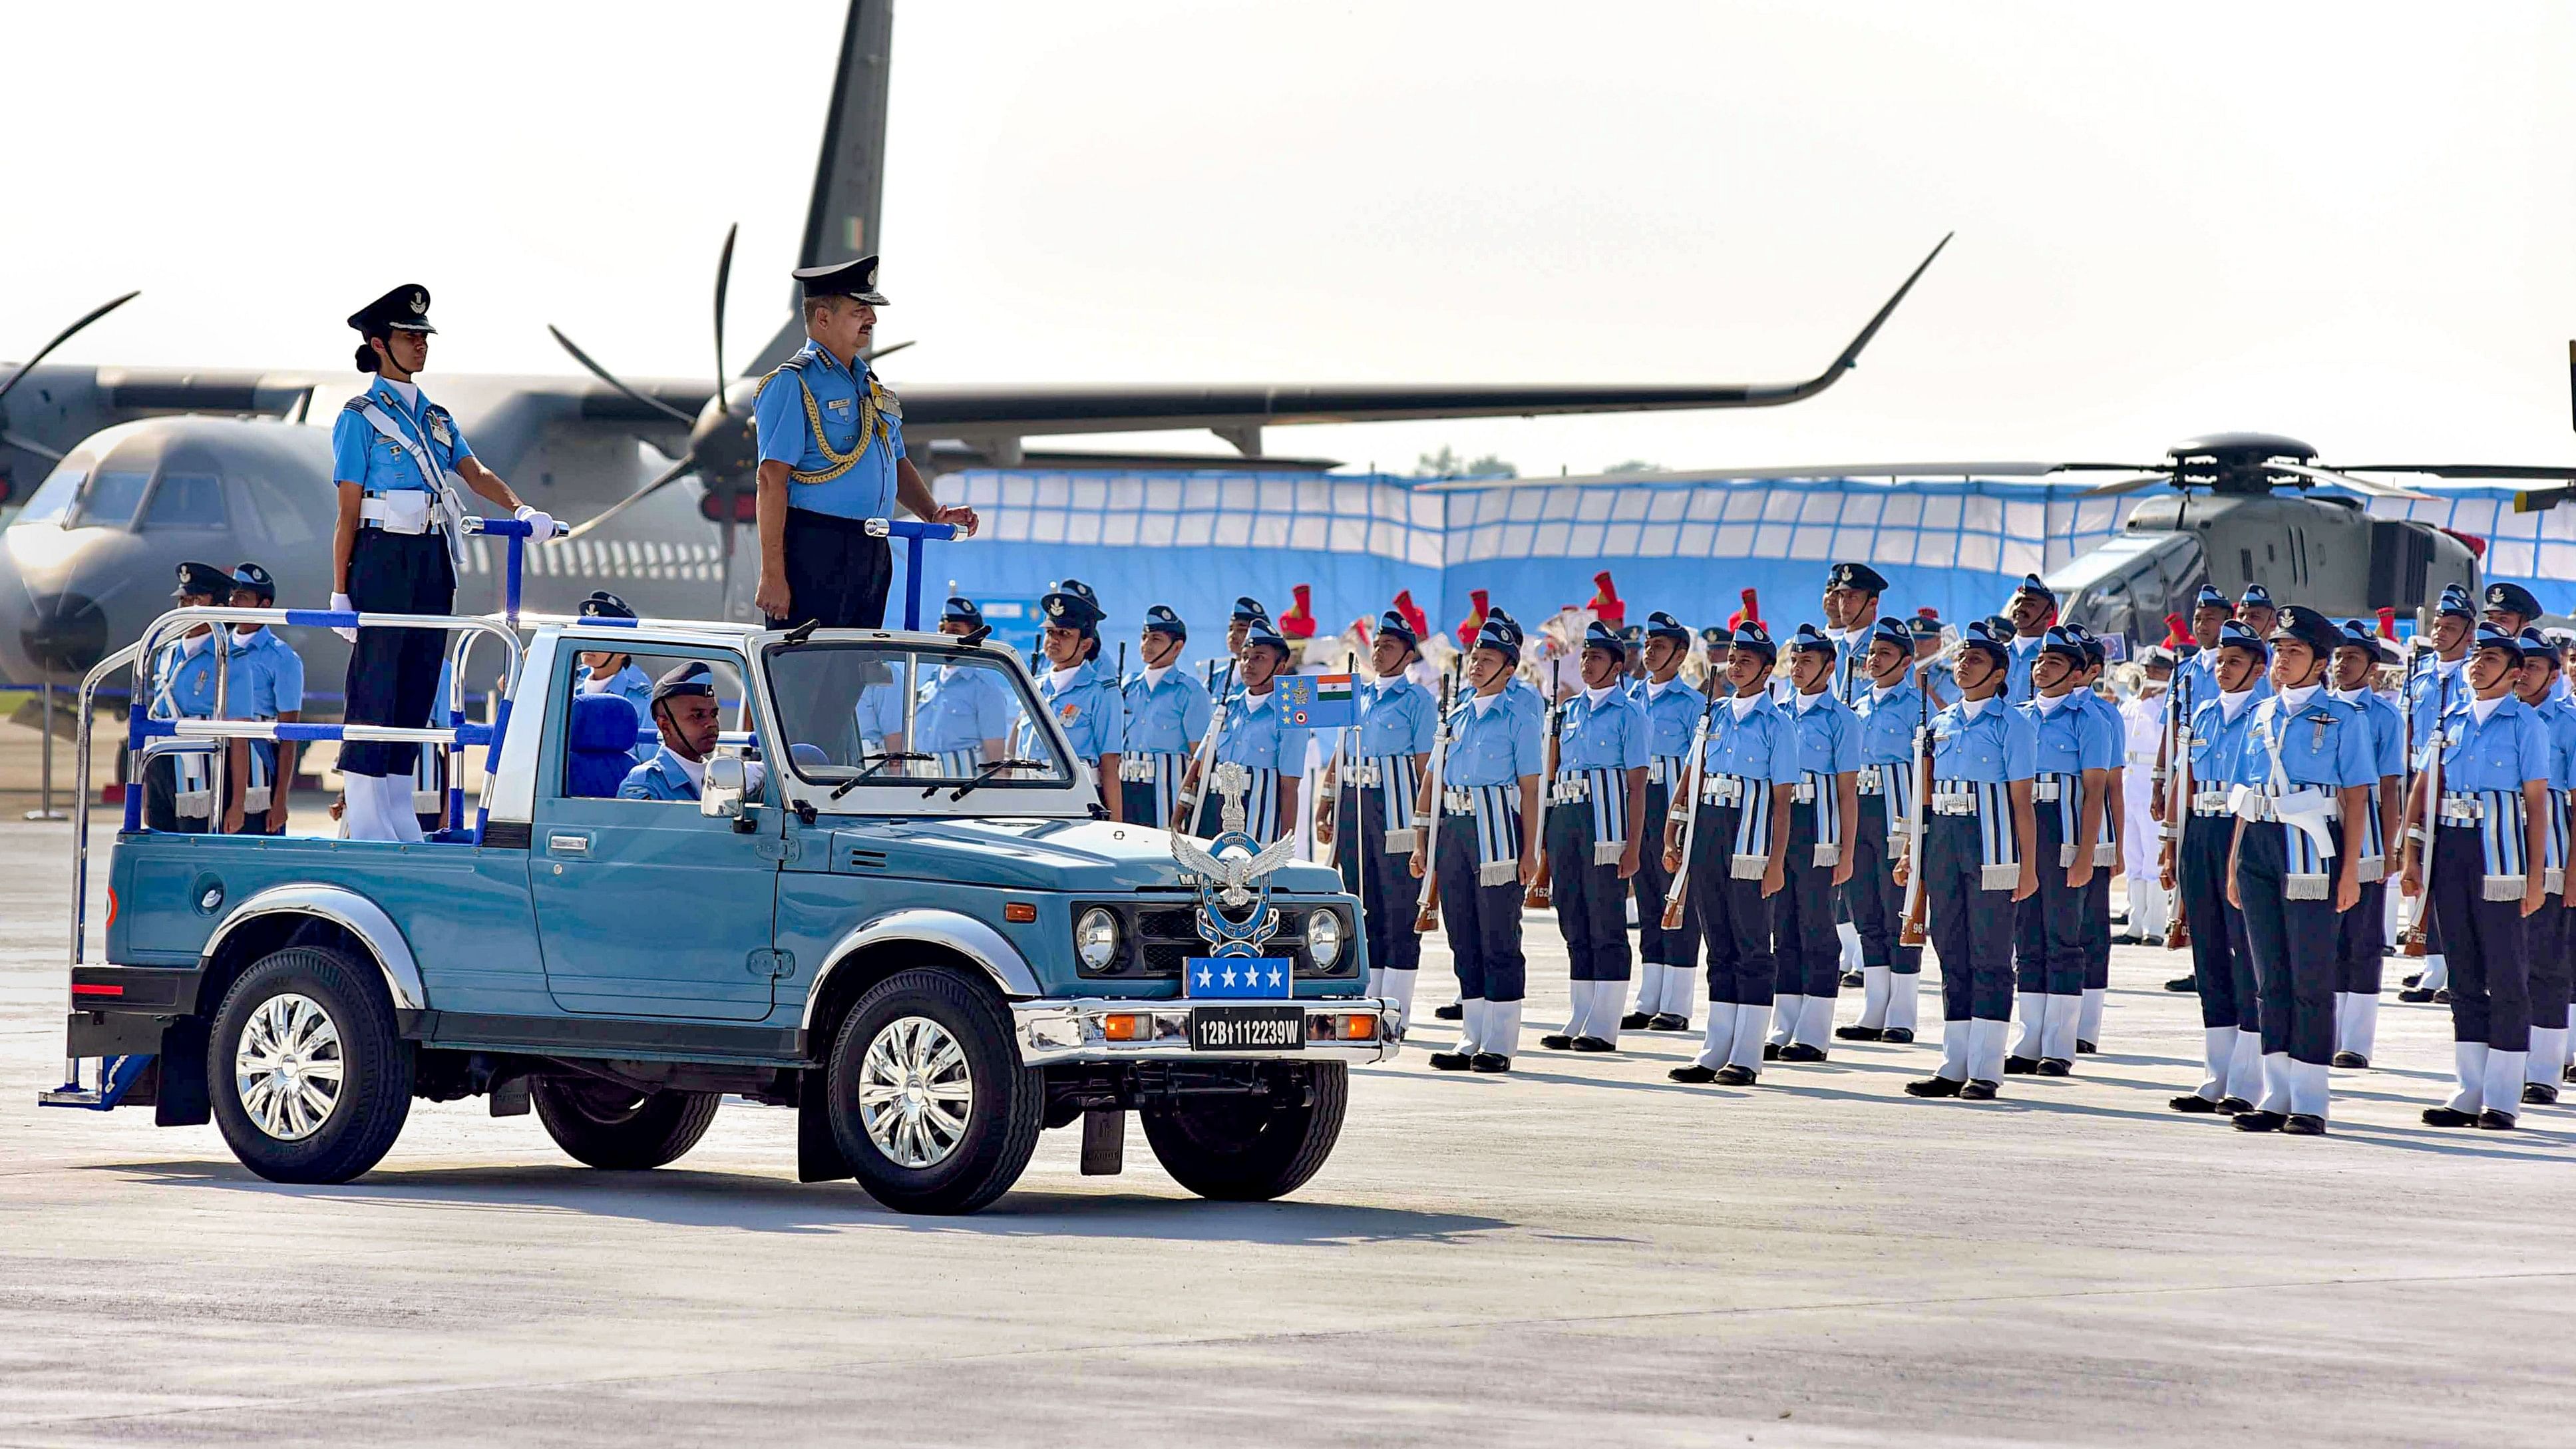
[567,694,642,799]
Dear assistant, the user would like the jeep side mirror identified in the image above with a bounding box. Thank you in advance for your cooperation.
[701,753,748,823]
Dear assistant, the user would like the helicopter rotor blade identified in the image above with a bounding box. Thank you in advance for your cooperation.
[546,325,699,427]
[2336,463,2576,481]
[860,339,914,363]
[2268,461,2433,502]
[712,222,737,415]
[1,429,65,463]
[2076,473,2173,498]
[0,290,140,413]
[563,452,701,542]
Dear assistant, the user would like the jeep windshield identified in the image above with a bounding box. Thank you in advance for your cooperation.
[763,640,1076,800]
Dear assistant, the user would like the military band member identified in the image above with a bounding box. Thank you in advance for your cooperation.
[2008,626,2116,1077]
[2398,585,2476,1003]
[1821,562,1888,704]
[1119,605,1212,827]
[2069,628,2125,1052]
[2328,620,2404,1068]
[1666,623,1798,1088]
[1190,619,1308,844]
[219,564,303,836]
[1838,616,1925,1044]
[2002,575,2056,705]
[1415,612,1543,1072]
[2403,623,2550,1130]
[1763,625,1862,1062]
[1625,611,1706,1032]
[142,562,228,834]
[2509,629,2576,1106]
[751,256,978,631]
[915,598,1015,776]
[2118,646,2175,945]
[1024,581,1126,808]
[2220,607,2370,1135]
[574,590,655,765]
[1539,620,1650,1053]
[333,285,548,843]
[2166,621,2267,1114]
[1902,620,2040,1100]
[1327,608,1436,1032]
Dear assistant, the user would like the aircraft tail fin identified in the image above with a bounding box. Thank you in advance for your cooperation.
[749,0,896,376]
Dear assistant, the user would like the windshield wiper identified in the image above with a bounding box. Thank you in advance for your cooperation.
[936,757,1049,803]
[828,752,933,801]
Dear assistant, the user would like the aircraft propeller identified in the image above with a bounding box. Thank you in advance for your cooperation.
[0,290,141,469]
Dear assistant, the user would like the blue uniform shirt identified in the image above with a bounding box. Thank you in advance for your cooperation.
[2533,696,2576,793]
[1443,690,1545,787]
[1123,666,1212,755]
[220,628,303,719]
[1853,677,1923,767]
[914,665,1017,755]
[752,341,903,522]
[330,377,473,491]
[1931,696,2038,784]
[2005,636,2043,705]
[1632,677,1705,759]
[2339,688,2405,783]
[1026,658,1126,764]
[1786,690,1863,777]
[1354,677,1437,759]
[1212,688,1312,777]
[2233,688,2374,791]
[1556,685,1650,773]
[2021,691,2119,779]
[2422,695,2551,791]
[2407,657,2467,749]
[1700,692,1801,786]
[618,745,700,802]
[151,634,224,720]
[577,661,656,763]
[2186,694,2259,790]
[854,678,908,751]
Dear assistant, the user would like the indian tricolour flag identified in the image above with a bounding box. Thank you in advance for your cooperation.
[1277,673,1356,728]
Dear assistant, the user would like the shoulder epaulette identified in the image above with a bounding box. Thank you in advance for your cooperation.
[341,395,371,413]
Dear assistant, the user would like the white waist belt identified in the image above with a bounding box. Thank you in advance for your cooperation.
[1549,773,1592,805]
[1698,774,1746,807]
[358,491,448,534]
[2189,789,2233,817]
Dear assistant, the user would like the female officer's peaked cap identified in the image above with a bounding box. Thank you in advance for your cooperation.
[347,284,436,336]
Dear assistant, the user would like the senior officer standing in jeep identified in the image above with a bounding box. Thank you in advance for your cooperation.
[751,256,979,630]
[333,285,552,843]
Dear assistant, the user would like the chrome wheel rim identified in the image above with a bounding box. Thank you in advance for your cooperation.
[857,1015,972,1169]
[234,992,343,1141]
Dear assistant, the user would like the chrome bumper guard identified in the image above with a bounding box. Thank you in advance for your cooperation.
[1012,996,1400,1066]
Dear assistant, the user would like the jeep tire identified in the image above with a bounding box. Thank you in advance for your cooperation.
[1141,1062,1347,1201]
[208,946,413,1184]
[827,968,1042,1215]
[532,1078,721,1170]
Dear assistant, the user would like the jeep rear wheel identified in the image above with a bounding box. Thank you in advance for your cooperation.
[827,968,1041,1215]
[208,946,413,1184]
[532,1078,721,1170]
[1141,1063,1347,1201]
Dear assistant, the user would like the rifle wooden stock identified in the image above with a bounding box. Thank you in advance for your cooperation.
[1660,674,1723,931]
[1897,690,1931,946]
[2163,670,2193,952]
[1413,671,1454,933]
[1525,690,1563,908]
[1171,657,1238,833]
[2398,648,2444,957]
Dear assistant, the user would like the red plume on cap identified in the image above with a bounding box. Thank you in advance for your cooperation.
[2376,606,2396,638]
[1279,582,1316,640]
[1586,570,1624,624]
[2161,612,2189,650]
[1393,589,1429,641]
[1457,588,1491,649]
[1727,588,1761,631]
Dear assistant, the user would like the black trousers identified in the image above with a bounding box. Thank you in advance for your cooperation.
[1546,802,1632,982]
[2179,812,2258,1030]
[2231,821,2340,1064]
[765,509,893,630]
[2429,823,2530,1051]
[1437,812,1525,1003]
[2082,862,2112,992]
[2014,806,2086,996]
[1845,793,1919,974]
[1632,781,1698,970]
[340,528,454,777]
[1686,802,1774,1006]
[1925,813,2015,1020]
[2529,897,2573,1033]
[1771,802,1840,999]
[2337,880,2388,996]
[1333,786,1422,974]
[140,753,208,835]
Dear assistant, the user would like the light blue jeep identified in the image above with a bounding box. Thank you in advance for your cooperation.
[49,604,1391,1214]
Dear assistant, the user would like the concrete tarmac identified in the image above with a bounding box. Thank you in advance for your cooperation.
[3,813,2571,1447]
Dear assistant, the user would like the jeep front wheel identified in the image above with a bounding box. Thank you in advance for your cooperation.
[827,968,1042,1214]
[208,946,413,1184]
[532,1078,721,1170]
[1141,1063,1348,1201]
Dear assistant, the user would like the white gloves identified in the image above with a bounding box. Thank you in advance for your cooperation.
[513,504,560,538]
[329,593,358,643]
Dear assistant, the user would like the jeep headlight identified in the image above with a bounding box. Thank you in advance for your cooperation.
[1076,907,1121,971]
[1304,909,1344,969]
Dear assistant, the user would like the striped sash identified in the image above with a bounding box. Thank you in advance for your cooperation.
[1446,783,1525,886]
[1372,754,1421,853]
[1800,770,1843,868]
[1881,754,1917,853]
[936,747,983,779]
[1938,777,2022,891]
[1238,767,1284,844]
[1648,753,1686,788]
[412,740,445,815]
[2470,791,2530,903]
[1121,751,1187,829]
[1727,775,1773,880]
[2280,815,2332,901]
[2547,791,2570,897]
[1563,766,1629,864]
[170,747,214,819]
[2354,783,2388,885]
[242,734,275,815]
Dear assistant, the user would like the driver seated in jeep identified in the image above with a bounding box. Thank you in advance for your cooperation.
[621,662,763,803]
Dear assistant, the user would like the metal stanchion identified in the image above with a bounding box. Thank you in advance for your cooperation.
[25,683,67,821]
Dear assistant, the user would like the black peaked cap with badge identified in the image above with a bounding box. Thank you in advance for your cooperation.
[172,561,229,598]
[1230,596,1270,624]
[651,661,715,703]
[347,284,437,337]
[579,590,636,620]
[2486,581,2541,618]
[1143,604,1186,640]
[1644,610,1691,645]
[1958,619,2011,664]
[229,562,276,600]
[1582,618,1627,657]
[1730,621,1777,660]
[1787,622,1835,655]
[1473,613,1523,656]
[1375,608,1419,650]
[1041,583,1104,631]
[1827,561,1889,596]
[942,596,984,628]
[793,256,888,306]
[2266,605,2341,656]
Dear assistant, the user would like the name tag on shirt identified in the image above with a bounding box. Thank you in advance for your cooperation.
[827,398,852,417]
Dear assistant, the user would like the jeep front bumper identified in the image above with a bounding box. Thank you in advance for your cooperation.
[1012,997,1399,1066]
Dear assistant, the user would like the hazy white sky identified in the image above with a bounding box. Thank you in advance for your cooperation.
[9,1,2573,478]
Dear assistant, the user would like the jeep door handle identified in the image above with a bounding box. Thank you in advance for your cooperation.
[546,831,593,856]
